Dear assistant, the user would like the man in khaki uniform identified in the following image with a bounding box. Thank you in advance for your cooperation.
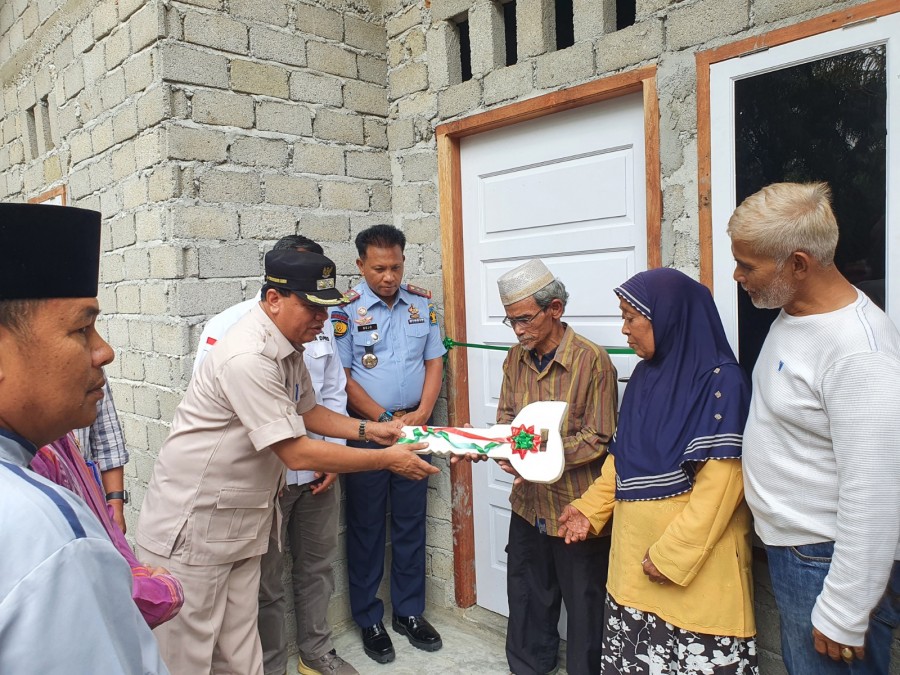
[136,249,436,675]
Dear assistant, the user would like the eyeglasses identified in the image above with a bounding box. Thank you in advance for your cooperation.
[502,306,548,328]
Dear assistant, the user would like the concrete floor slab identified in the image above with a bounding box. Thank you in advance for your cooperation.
[286,605,570,675]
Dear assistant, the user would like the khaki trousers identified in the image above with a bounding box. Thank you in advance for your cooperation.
[258,481,340,675]
[136,543,264,675]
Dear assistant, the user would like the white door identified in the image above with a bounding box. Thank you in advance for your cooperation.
[710,12,900,350]
[460,93,647,620]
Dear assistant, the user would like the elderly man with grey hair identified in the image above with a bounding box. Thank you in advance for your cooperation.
[729,182,900,675]
[494,258,617,675]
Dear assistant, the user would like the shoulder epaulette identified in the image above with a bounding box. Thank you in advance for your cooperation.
[405,284,432,299]
[339,289,361,306]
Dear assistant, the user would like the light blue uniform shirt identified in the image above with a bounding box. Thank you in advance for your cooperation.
[331,282,445,411]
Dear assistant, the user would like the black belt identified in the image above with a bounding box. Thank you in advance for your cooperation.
[392,402,420,418]
[349,403,420,420]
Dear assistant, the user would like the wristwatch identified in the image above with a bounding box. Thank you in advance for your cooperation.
[378,410,393,423]
[358,419,368,441]
[105,490,129,504]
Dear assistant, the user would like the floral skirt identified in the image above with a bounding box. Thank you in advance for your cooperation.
[601,595,759,675]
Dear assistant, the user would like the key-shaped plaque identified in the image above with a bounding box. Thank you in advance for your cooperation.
[399,401,568,484]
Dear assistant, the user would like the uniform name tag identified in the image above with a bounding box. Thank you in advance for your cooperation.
[357,323,378,332]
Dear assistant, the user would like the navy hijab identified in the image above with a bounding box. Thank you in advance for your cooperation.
[611,268,750,501]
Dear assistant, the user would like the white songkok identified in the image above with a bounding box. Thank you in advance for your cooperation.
[497,259,555,306]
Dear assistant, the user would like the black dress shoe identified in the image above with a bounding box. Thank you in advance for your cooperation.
[361,621,395,664]
[391,614,443,652]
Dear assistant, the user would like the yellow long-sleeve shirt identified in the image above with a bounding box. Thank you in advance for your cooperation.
[570,455,756,637]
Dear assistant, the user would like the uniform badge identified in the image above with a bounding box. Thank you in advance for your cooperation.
[358,306,367,316]
[339,289,361,306]
[405,284,432,299]
[331,310,349,338]
[362,345,378,369]
[408,305,425,324]
[428,303,437,326]
[355,315,373,326]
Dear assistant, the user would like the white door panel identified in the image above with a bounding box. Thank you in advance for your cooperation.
[462,92,647,622]
[480,150,632,233]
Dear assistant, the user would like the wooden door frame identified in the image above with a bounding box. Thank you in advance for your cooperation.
[696,0,897,290]
[436,66,661,607]
[28,185,67,205]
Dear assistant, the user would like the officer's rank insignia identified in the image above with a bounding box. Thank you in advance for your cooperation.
[331,310,349,337]
[406,284,432,299]
[339,289,361,306]
[408,304,424,324]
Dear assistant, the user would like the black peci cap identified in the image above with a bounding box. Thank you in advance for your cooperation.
[0,203,102,300]
[264,249,346,306]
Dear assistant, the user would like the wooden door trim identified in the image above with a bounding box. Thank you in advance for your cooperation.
[28,184,67,205]
[437,66,661,607]
[696,0,898,289]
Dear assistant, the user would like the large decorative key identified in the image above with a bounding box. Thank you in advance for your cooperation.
[399,401,568,484]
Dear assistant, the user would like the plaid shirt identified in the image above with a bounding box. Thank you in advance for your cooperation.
[74,380,129,472]
[498,324,617,536]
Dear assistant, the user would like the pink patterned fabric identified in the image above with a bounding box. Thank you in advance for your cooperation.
[31,434,184,628]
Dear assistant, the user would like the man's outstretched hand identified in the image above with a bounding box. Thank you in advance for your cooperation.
[383,442,439,480]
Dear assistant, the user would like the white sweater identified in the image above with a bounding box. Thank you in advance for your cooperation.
[743,290,900,646]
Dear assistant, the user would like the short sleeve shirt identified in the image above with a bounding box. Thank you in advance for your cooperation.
[193,299,348,486]
[331,283,445,411]
[136,304,317,566]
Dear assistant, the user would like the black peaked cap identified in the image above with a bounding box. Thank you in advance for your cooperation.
[264,249,345,306]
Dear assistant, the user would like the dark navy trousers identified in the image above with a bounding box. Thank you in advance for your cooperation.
[344,438,432,627]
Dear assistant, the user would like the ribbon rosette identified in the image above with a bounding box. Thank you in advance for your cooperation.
[508,424,541,459]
